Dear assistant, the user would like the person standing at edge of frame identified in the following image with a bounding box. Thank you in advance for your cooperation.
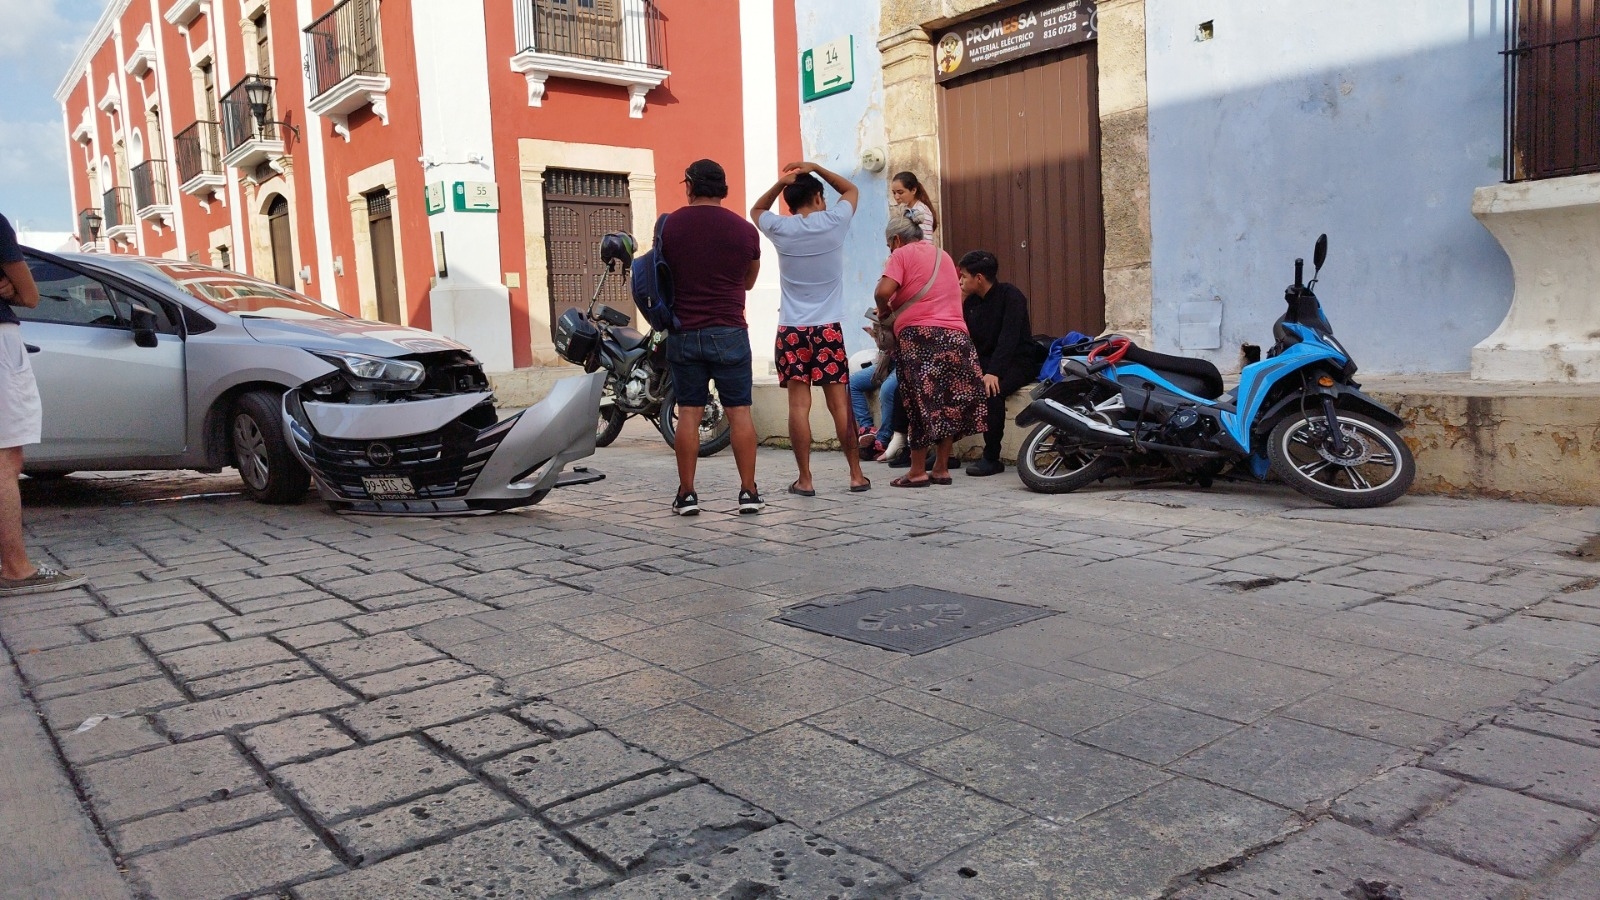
[0,213,87,595]
[750,161,872,497]
[659,160,765,516]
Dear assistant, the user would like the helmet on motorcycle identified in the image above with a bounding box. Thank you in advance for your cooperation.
[600,232,637,269]
[848,349,878,372]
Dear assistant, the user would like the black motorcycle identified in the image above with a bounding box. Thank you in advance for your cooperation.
[553,234,732,457]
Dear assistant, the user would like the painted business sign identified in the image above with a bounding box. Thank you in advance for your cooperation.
[933,0,1097,83]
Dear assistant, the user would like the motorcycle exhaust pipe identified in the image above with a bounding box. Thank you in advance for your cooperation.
[1019,399,1134,447]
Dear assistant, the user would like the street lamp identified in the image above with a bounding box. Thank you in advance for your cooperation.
[84,208,103,237]
[243,76,300,141]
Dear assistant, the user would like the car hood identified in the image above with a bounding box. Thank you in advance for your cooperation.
[239,316,473,358]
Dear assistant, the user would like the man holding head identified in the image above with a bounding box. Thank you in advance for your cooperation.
[958,250,1037,477]
[660,159,764,515]
[750,162,871,496]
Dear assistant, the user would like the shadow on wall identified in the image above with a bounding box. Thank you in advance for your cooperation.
[1146,34,1514,375]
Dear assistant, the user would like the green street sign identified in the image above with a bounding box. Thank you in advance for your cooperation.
[425,182,446,216]
[802,36,854,103]
[452,181,499,213]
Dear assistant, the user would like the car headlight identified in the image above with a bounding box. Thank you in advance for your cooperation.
[312,351,426,388]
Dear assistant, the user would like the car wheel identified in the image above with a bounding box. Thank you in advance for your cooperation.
[231,390,310,504]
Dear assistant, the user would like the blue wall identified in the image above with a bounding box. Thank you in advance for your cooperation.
[1146,0,1513,374]
[792,2,889,360]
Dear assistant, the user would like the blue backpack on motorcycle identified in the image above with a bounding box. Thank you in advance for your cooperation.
[1039,331,1094,383]
[631,213,679,332]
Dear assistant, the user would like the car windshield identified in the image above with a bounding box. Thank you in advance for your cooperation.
[130,261,349,320]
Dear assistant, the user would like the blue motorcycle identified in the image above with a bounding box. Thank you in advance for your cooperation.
[1015,235,1416,508]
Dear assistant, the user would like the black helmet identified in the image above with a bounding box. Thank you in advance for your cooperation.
[600,232,637,269]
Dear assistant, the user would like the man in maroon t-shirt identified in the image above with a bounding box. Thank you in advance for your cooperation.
[659,159,764,516]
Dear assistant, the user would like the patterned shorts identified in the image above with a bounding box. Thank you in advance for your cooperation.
[774,323,849,386]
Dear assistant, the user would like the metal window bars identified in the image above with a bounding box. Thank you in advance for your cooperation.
[1502,0,1600,182]
[514,0,665,68]
[175,121,224,183]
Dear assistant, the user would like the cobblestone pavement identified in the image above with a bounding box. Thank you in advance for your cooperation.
[3,422,1599,899]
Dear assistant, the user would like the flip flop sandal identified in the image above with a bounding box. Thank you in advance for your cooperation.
[928,475,953,485]
[787,482,817,497]
[850,478,872,493]
[890,476,930,488]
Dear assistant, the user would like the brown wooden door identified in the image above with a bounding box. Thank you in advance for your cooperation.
[543,169,633,336]
[268,195,295,288]
[938,43,1105,338]
[366,189,401,324]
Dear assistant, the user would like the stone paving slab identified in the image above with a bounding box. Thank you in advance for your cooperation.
[1398,784,1598,878]
[291,818,609,899]
[339,675,513,741]
[127,817,342,899]
[329,783,522,864]
[424,712,548,765]
[241,713,358,768]
[1427,725,1600,814]
[482,730,667,810]
[78,736,263,825]
[109,791,290,856]
[158,677,359,739]
[1173,717,1400,810]
[569,782,776,870]
[591,823,907,899]
[274,737,473,824]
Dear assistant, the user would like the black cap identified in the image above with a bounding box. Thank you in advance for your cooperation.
[683,159,729,199]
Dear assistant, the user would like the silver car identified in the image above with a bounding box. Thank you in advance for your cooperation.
[14,249,603,511]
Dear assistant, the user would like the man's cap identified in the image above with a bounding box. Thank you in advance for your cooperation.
[683,159,729,195]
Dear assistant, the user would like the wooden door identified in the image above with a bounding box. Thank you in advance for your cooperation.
[366,188,401,324]
[543,169,634,335]
[939,44,1105,338]
[267,195,295,288]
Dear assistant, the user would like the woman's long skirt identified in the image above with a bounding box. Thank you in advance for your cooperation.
[895,324,988,448]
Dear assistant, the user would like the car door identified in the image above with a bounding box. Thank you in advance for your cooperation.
[15,256,187,463]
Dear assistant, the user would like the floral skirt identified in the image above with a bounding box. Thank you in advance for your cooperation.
[896,325,988,448]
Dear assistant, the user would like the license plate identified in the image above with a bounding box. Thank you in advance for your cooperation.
[361,476,416,500]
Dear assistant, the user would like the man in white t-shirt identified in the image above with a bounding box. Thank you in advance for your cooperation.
[751,162,870,495]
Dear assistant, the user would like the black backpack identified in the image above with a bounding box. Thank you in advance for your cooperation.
[630,213,679,332]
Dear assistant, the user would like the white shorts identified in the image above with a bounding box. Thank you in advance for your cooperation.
[0,324,42,449]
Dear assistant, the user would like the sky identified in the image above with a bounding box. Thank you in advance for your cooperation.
[1,0,105,232]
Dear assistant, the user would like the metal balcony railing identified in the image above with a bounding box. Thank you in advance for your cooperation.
[102,186,134,232]
[1503,0,1600,181]
[220,76,280,154]
[175,121,223,183]
[77,208,100,244]
[132,159,170,211]
[514,0,664,69]
[306,0,384,99]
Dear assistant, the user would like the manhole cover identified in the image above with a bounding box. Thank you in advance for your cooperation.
[774,586,1055,654]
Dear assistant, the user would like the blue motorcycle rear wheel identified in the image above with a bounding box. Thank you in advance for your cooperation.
[1017,423,1113,494]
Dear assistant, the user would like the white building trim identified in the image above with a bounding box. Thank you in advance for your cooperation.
[738,0,781,374]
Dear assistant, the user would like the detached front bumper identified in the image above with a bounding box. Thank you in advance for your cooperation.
[282,371,607,515]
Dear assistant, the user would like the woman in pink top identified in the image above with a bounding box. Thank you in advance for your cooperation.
[873,207,987,487]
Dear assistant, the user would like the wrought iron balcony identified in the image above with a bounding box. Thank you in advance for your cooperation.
[219,76,286,172]
[175,120,227,206]
[131,159,174,229]
[102,186,136,245]
[1502,0,1600,181]
[306,0,390,140]
[511,0,669,117]
[77,208,102,248]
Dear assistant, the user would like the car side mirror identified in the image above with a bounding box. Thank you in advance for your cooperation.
[130,304,159,348]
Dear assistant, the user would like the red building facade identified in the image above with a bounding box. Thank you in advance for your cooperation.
[58,0,801,372]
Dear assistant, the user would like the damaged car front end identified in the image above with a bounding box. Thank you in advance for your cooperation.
[283,343,605,515]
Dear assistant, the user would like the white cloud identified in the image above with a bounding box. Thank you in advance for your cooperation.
[0,119,74,230]
[0,0,81,72]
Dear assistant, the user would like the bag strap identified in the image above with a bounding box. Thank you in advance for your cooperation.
[883,245,942,328]
[653,212,670,256]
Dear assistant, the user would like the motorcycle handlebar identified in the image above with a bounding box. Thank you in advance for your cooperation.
[1294,258,1304,290]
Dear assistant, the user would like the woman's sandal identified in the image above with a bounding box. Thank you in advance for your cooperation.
[890,475,930,488]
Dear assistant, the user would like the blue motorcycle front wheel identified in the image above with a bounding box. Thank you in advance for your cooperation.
[1268,410,1415,508]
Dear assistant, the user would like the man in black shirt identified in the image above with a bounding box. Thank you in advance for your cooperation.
[958,251,1038,476]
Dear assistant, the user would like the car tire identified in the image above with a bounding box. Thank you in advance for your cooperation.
[231,390,310,505]
[24,471,73,481]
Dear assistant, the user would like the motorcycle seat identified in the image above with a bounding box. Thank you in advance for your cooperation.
[1120,344,1226,400]
[613,327,648,351]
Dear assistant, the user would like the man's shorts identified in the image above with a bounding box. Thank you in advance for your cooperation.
[774,323,848,387]
[0,325,42,449]
[665,326,754,408]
